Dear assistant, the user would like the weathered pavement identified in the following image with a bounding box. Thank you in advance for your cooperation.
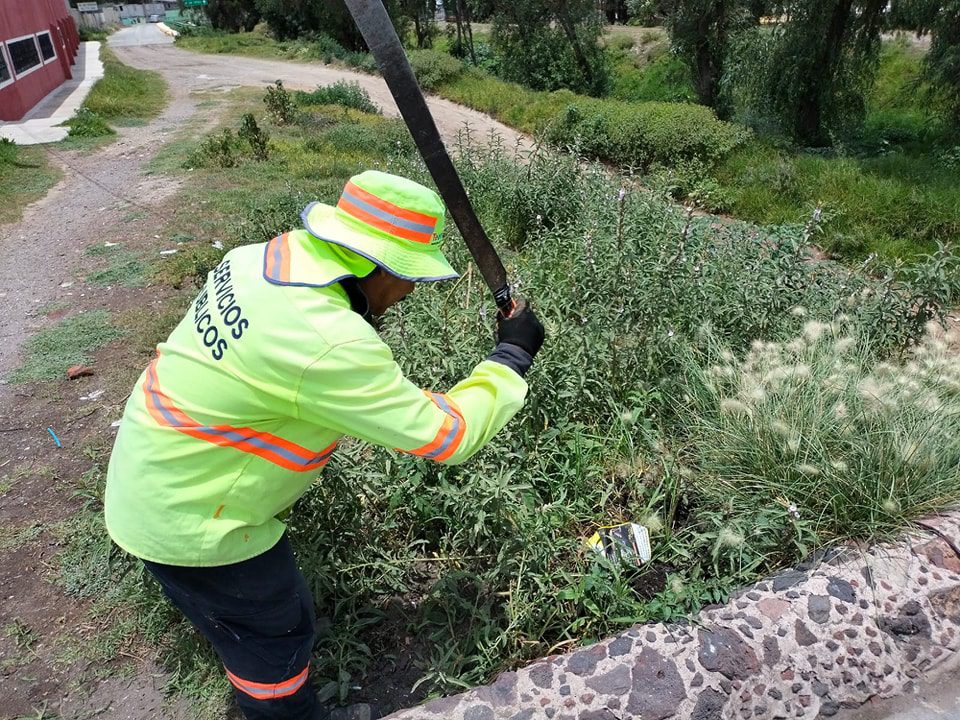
[837,652,960,719]
[382,514,960,720]
[106,21,174,47]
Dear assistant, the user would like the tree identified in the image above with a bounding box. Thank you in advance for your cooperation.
[204,0,261,32]
[668,0,750,116]
[401,0,438,48]
[728,0,887,145]
[488,0,610,95]
[254,0,407,49]
[892,0,960,131]
[926,0,960,129]
[448,0,478,64]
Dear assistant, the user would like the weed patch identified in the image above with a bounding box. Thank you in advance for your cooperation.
[294,81,378,114]
[712,141,960,261]
[85,245,148,287]
[9,311,122,384]
[0,523,42,552]
[0,139,61,224]
[82,48,167,125]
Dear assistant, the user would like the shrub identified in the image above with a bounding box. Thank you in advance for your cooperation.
[78,26,109,42]
[611,52,696,103]
[264,79,294,125]
[273,138,955,690]
[238,113,270,160]
[187,129,238,168]
[407,49,464,91]
[493,24,611,96]
[66,107,115,138]
[294,81,378,114]
[546,99,750,171]
[303,32,350,63]
[608,33,636,51]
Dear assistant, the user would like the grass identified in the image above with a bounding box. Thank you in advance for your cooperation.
[51,81,960,712]
[8,311,123,384]
[709,39,960,262]
[81,48,167,126]
[0,524,42,552]
[176,31,742,171]
[712,142,960,261]
[0,140,62,225]
[64,47,168,142]
[85,244,149,287]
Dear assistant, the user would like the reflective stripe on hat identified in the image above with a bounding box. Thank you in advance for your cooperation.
[263,233,292,283]
[143,359,335,472]
[405,391,465,462]
[226,664,309,700]
[337,181,438,245]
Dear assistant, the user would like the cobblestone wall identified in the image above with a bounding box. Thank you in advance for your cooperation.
[385,513,960,720]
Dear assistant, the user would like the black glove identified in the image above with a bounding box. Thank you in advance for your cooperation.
[496,300,545,359]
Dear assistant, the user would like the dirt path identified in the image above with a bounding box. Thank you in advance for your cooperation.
[112,42,530,153]
[0,89,190,383]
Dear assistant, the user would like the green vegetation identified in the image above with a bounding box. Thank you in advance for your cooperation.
[711,141,960,261]
[57,86,958,710]
[65,107,115,138]
[0,139,61,225]
[710,39,960,261]
[9,311,122,384]
[178,32,742,173]
[85,244,148,287]
[67,48,167,140]
[78,26,111,42]
[0,524,42,552]
[83,49,167,125]
[293,80,379,113]
[547,97,748,170]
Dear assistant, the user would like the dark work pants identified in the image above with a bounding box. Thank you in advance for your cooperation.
[143,535,319,720]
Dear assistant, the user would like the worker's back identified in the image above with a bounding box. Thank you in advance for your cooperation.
[105,232,377,567]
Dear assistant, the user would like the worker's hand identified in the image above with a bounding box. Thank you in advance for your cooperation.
[497,300,545,359]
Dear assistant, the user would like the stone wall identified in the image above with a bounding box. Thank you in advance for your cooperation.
[384,513,960,720]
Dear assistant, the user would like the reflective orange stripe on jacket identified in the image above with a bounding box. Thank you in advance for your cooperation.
[406,391,465,462]
[226,664,309,700]
[143,360,335,472]
[263,233,292,283]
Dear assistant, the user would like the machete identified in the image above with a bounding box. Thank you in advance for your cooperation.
[342,0,514,317]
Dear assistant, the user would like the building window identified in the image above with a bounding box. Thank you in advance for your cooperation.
[0,45,13,89]
[7,35,42,77]
[37,32,56,63]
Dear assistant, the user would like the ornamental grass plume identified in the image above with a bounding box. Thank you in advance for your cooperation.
[675,321,960,544]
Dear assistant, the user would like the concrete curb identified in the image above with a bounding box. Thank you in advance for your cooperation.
[0,42,104,145]
[157,22,179,38]
[384,513,960,719]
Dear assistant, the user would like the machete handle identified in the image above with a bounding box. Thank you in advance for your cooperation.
[493,285,515,319]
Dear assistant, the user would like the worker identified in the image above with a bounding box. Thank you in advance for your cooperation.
[103,170,544,720]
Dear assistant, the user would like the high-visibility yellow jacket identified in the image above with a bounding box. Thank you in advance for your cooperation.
[104,230,528,567]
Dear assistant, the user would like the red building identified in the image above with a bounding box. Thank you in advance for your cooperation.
[0,0,79,121]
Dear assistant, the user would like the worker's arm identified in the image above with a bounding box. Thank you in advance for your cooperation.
[295,305,544,465]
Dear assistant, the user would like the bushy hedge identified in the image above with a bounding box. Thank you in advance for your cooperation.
[546,98,750,170]
[407,49,465,91]
[294,80,379,114]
